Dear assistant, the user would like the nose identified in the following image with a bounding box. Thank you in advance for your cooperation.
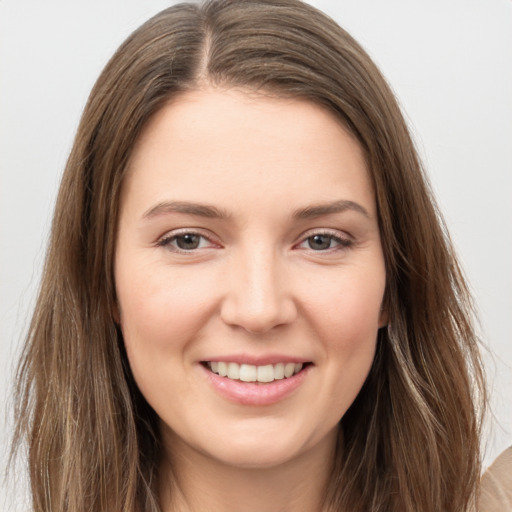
[220,247,297,334]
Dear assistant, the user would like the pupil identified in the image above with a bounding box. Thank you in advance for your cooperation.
[177,234,200,250]
[309,234,331,250]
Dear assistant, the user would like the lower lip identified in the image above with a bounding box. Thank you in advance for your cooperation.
[201,364,311,406]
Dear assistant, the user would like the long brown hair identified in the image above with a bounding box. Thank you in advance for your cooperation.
[12,1,487,510]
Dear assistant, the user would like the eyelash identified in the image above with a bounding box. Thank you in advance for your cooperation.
[156,229,353,253]
[296,230,353,252]
[156,229,218,252]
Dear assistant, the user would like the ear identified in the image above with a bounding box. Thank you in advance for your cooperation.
[112,300,121,325]
[378,307,388,328]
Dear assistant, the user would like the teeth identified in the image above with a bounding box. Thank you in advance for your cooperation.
[239,364,257,382]
[284,362,295,378]
[274,363,285,379]
[207,361,305,382]
[257,364,274,383]
[218,362,228,377]
[227,362,240,380]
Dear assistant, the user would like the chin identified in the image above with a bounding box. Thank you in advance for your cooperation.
[197,419,337,471]
[208,441,306,470]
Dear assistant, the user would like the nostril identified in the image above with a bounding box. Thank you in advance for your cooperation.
[220,297,298,334]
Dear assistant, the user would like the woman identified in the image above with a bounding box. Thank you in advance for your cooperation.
[12,0,487,510]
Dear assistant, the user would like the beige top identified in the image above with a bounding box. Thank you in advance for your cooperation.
[479,446,512,511]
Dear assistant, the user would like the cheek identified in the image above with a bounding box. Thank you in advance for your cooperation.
[116,273,199,409]
[302,266,384,407]
[306,265,385,343]
[117,262,214,347]
[115,262,225,404]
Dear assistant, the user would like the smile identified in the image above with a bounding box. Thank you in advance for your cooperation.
[201,360,313,405]
[205,361,305,383]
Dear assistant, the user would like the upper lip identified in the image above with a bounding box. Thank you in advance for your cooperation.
[201,354,312,366]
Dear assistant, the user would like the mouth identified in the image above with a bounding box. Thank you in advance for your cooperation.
[202,361,310,383]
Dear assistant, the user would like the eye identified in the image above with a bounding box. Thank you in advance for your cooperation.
[157,231,217,252]
[297,231,352,251]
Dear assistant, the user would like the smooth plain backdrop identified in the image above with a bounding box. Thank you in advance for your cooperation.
[1,1,511,509]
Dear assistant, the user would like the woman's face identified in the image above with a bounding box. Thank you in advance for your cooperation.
[115,88,387,469]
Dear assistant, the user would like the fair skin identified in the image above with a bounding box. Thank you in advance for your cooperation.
[115,87,387,512]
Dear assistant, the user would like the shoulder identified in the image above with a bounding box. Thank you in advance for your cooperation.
[479,446,512,511]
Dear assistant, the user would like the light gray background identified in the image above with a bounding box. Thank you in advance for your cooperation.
[1,1,511,509]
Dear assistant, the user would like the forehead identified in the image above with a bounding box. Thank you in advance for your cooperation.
[121,87,375,218]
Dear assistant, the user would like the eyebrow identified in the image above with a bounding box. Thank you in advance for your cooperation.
[292,200,370,219]
[142,200,231,220]
[141,199,370,222]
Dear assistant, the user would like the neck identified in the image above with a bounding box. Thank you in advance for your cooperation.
[159,429,337,512]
